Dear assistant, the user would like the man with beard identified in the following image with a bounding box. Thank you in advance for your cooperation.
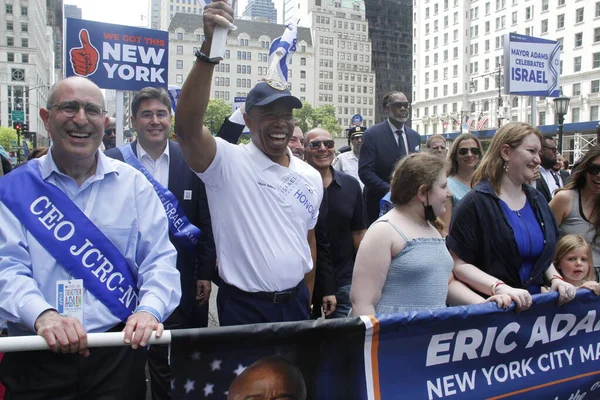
[333,126,364,190]
[305,128,366,318]
[288,124,305,160]
[175,0,322,326]
[535,136,562,202]
[102,117,117,150]
[359,91,421,224]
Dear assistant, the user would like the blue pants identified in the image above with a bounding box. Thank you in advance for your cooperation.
[217,281,310,326]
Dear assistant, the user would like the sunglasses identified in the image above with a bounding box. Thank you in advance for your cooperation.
[586,165,600,176]
[458,147,481,156]
[104,129,116,136]
[308,140,335,150]
[389,102,410,109]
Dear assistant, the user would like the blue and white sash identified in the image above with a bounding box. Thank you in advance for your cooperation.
[118,145,201,250]
[0,161,138,322]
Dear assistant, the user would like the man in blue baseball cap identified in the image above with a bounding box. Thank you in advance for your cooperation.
[175,1,323,326]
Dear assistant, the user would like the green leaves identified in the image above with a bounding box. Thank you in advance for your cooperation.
[294,102,342,136]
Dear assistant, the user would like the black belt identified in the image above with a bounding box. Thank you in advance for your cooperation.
[221,281,301,304]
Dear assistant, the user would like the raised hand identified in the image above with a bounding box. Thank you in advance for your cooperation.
[70,29,99,77]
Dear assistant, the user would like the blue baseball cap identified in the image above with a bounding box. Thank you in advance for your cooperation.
[245,80,302,112]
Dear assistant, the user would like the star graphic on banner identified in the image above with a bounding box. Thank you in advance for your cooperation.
[233,363,247,376]
[203,383,214,397]
[191,351,201,360]
[184,379,195,394]
[210,359,222,371]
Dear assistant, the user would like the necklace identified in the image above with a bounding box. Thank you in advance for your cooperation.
[399,211,430,228]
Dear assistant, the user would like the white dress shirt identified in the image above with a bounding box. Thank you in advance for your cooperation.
[539,166,562,198]
[137,141,170,187]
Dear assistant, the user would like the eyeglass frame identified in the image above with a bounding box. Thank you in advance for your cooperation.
[136,110,172,121]
[48,101,107,120]
[457,147,482,156]
[308,140,335,150]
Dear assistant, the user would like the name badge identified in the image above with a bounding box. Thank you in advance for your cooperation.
[56,279,84,323]
[183,190,192,200]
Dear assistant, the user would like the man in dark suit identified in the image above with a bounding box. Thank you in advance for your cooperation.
[358,91,421,224]
[534,136,562,203]
[105,87,216,400]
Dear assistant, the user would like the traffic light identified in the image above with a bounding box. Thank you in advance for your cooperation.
[12,122,21,135]
[21,122,28,134]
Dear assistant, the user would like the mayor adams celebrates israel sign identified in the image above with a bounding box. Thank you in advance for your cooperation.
[503,33,560,97]
[64,18,169,91]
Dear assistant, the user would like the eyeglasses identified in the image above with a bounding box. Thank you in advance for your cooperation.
[458,147,482,156]
[138,110,171,120]
[308,140,335,149]
[586,165,600,176]
[104,128,116,136]
[542,146,557,153]
[389,102,410,109]
[49,101,106,120]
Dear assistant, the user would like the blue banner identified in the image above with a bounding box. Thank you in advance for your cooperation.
[65,18,169,91]
[171,292,600,399]
[118,145,201,250]
[0,161,139,322]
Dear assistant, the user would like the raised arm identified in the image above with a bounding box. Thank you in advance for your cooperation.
[175,0,234,173]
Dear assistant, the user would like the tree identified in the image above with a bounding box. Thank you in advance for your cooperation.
[204,99,233,135]
[0,127,18,153]
[294,102,342,136]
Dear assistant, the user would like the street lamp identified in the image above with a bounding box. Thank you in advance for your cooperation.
[553,94,571,152]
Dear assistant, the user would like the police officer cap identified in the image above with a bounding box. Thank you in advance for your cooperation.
[348,126,365,139]
[245,80,303,112]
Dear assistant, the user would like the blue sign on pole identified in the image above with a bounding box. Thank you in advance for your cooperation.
[65,18,169,91]
[351,114,363,126]
[503,33,560,97]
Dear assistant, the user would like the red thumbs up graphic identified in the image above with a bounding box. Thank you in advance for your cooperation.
[69,29,99,77]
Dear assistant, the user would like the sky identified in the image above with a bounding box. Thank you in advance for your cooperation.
[64,0,265,28]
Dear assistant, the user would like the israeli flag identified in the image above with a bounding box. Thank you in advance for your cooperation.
[168,85,181,113]
[267,20,298,84]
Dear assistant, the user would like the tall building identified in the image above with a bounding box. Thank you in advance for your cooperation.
[151,0,205,31]
[411,0,600,159]
[48,0,64,80]
[297,0,376,130]
[364,0,413,124]
[242,0,277,23]
[168,13,315,107]
[1,0,55,143]
[63,4,81,19]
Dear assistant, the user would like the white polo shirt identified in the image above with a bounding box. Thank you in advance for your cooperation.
[196,137,323,292]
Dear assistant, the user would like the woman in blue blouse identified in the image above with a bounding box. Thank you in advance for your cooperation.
[447,122,576,311]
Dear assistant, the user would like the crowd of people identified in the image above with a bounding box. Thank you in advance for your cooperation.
[0,1,599,398]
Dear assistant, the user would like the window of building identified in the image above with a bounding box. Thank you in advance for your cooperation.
[512,97,519,107]
[7,52,14,62]
[591,106,599,121]
[575,8,584,23]
[7,21,13,31]
[21,6,27,16]
[177,33,183,40]
[21,54,28,63]
[525,6,533,20]
[575,32,583,47]
[573,83,581,95]
[5,5,12,14]
[572,107,580,123]
[176,74,183,83]
[557,14,564,29]
[21,38,27,47]
[7,37,13,46]
[11,68,24,81]
[538,111,546,125]
[592,80,600,93]
[301,58,306,66]
[574,56,582,72]
[595,28,600,44]
[177,46,183,55]
[541,20,548,33]
[176,60,183,69]
[597,1,600,17]
[593,53,600,69]
[541,0,548,12]
[512,11,517,24]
